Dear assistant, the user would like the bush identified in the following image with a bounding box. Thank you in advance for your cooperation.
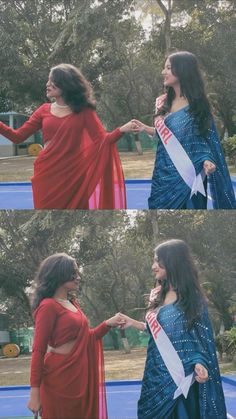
[215,327,236,361]
[224,327,236,357]
[223,135,236,164]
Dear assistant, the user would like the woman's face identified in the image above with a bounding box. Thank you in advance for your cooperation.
[162,58,179,88]
[152,258,167,282]
[46,72,62,99]
[62,265,81,292]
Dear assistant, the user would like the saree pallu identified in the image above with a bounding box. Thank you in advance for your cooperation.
[149,107,236,209]
[31,109,126,209]
[138,303,227,419]
[40,312,107,419]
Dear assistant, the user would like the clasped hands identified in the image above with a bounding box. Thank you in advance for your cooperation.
[105,312,133,329]
[119,119,146,133]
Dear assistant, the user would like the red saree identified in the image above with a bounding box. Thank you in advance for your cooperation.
[0,104,126,209]
[31,299,108,419]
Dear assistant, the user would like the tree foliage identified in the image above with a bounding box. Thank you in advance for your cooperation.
[0,0,235,135]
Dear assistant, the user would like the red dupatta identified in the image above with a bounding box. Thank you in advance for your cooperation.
[40,307,107,419]
[31,110,126,209]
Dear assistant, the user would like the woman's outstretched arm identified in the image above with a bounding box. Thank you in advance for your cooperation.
[0,105,43,144]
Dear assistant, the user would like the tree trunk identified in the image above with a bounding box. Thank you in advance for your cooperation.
[156,0,173,55]
[134,134,143,155]
[119,329,131,353]
[150,211,159,243]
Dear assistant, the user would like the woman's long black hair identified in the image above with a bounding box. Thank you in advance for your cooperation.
[50,63,96,113]
[149,239,205,328]
[31,253,79,311]
[156,51,212,136]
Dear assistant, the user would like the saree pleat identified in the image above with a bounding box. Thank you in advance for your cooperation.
[40,311,107,419]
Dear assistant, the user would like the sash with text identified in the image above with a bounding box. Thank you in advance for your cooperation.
[154,116,206,197]
[146,310,194,399]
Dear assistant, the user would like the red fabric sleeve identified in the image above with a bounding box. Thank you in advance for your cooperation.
[90,321,111,340]
[84,108,122,144]
[0,105,44,144]
[30,300,57,387]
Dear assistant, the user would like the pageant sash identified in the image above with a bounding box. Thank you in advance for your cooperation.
[154,117,206,197]
[146,310,194,399]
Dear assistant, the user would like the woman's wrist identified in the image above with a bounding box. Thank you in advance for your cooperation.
[105,319,114,328]
[136,123,154,135]
[143,125,155,136]
[134,320,146,331]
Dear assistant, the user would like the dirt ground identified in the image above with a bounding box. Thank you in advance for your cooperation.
[0,152,235,182]
[0,347,235,387]
[0,151,156,182]
[0,347,147,386]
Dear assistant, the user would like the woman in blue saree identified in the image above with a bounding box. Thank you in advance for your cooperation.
[132,51,235,209]
[120,239,227,419]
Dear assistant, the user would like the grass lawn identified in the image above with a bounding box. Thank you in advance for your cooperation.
[0,348,147,387]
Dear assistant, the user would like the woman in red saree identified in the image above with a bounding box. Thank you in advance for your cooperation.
[0,64,135,209]
[27,253,125,419]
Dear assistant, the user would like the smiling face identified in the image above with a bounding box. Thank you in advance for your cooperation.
[162,58,179,88]
[152,258,167,283]
[46,72,62,99]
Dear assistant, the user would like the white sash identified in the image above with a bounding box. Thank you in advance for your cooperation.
[154,116,206,197]
[146,310,194,399]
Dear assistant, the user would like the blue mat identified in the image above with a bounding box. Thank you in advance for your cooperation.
[0,378,235,418]
[1,177,235,209]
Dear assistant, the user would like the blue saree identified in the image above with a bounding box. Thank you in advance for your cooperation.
[138,303,227,419]
[148,107,236,209]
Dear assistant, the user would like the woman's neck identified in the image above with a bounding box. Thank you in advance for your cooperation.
[170,90,188,113]
[164,289,177,305]
[54,97,68,107]
[53,290,68,300]
[172,83,181,98]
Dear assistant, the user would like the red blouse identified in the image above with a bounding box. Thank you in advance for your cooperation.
[30,298,110,387]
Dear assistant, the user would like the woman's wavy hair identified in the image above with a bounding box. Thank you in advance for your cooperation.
[50,63,96,113]
[149,239,205,328]
[156,51,212,136]
[31,253,79,311]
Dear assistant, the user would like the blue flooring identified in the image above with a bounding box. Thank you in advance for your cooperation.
[0,378,235,418]
[0,177,235,209]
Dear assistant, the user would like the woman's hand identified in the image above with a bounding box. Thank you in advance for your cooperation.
[118,313,134,329]
[120,120,142,133]
[203,160,216,175]
[105,312,126,328]
[120,119,154,136]
[27,388,41,415]
[131,119,155,136]
[130,119,145,132]
[194,363,208,383]
[118,313,146,331]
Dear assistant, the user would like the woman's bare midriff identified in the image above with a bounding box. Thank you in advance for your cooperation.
[48,339,77,354]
